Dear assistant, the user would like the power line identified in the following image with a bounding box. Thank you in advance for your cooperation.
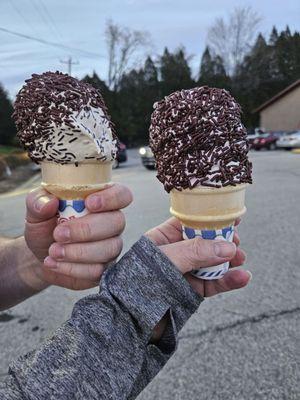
[28,0,60,41]
[60,57,79,76]
[0,26,103,58]
[39,0,63,40]
[8,0,38,37]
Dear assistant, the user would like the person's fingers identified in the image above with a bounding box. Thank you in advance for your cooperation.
[53,211,126,243]
[160,237,237,274]
[146,218,183,245]
[25,188,59,261]
[186,269,251,297]
[233,231,240,246]
[146,218,243,247]
[207,269,252,296]
[235,218,241,226]
[44,257,105,281]
[26,188,59,223]
[48,236,123,264]
[40,267,98,290]
[230,248,246,268]
[86,184,133,213]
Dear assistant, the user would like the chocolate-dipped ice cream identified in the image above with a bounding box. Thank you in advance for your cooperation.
[149,86,252,192]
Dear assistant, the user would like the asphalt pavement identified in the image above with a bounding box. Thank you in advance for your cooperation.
[0,149,299,399]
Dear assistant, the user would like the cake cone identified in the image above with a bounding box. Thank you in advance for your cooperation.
[170,184,247,280]
[41,161,113,223]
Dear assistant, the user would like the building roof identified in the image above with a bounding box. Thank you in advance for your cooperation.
[254,79,300,113]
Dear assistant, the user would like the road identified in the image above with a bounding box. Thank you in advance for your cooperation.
[0,149,299,399]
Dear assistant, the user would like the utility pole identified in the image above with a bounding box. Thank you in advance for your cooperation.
[60,56,79,76]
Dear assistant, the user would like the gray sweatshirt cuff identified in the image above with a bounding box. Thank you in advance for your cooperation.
[104,236,203,340]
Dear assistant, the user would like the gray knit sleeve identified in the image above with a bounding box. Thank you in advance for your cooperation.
[0,236,203,400]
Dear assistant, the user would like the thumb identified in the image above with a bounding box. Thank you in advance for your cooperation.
[26,188,59,223]
[25,188,59,262]
[160,237,236,274]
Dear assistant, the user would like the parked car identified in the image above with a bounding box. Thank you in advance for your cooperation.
[270,131,289,140]
[251,133,278,150]
[247,128,264,147]
[113,141,127,168]
[139,146,156,169]
[276,131,300,150]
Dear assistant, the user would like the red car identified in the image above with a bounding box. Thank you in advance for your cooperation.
[252,133,278,150]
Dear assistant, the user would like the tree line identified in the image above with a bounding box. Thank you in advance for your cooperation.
[83,26,300,145]
[0,25,299,146]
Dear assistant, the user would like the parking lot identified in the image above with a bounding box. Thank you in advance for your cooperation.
[0,149,299,399]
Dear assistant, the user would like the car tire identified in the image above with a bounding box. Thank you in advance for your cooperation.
[269,143,276,151]
[145,165,156,170]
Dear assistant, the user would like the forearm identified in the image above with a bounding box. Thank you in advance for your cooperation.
[1,237,203,400]
[0,237,48,311]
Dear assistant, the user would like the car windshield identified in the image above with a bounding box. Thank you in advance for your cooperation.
[288,131,300,137]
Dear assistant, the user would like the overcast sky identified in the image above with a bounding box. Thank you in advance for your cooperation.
[0,0,299,98]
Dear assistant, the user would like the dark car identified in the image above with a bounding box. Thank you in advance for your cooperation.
[117,141,127,163]
[113,141,127,168]
[252,133,278,150]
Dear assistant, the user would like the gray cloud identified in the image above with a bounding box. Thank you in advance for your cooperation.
[0,0,299,97]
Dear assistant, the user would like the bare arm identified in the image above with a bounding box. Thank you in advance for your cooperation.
[0,237,48,311]
[0,184,132,311]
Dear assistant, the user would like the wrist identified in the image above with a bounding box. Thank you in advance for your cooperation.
[150,312,170,344]
[0,236,49,310]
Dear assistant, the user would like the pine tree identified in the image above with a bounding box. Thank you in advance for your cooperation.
[116,57,160,145]
[143,56,158,86]
[198,47,230,89]
[276,26,300,84]
[199,47,214,81]
[82,72,110,103]
[160,47,194,96]
[233,28,300,127]
[269,26,278,45]
[233,34,272,127]
[0,84,16,146]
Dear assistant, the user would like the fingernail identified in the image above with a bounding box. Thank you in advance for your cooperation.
[44,256,57,269]
[34,195,52,212]
[88,195,102,210]
[55,226,70,242]
[214,241,236,257]
[246,271,253,281]
[51,244,65,260]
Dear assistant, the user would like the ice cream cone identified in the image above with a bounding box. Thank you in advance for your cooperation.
[170,184,247,280]
[41,162,113,223]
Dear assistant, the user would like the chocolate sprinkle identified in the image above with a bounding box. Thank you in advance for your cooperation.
[149,86,253,192]
[13,71,117,164]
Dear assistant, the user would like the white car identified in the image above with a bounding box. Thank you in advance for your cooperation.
[276,131,300,149]
[139,146,156,169]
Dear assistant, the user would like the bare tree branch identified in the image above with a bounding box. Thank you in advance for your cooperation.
[105,20,151,91]
[207,6,262,76]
